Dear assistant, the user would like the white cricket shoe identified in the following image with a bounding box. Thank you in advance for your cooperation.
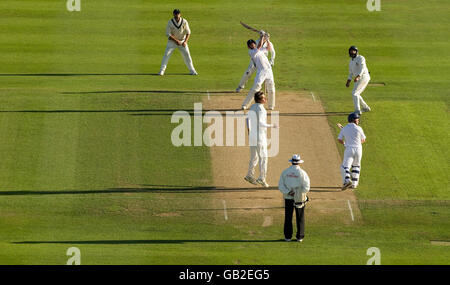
[284,238,291,242]
[362,106,371,112]
[297,238,303,242]
[256,178,269,188]
[341,181,352,190]
[241,105,247,110]
[190,71,198,75]
[158,71,164,76]
[244,175,257,185]
[235,87,243,93]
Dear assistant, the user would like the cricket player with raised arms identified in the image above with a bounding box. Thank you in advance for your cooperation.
[241,32,276,110]
[158,9,198,76]
[236,36,275,93]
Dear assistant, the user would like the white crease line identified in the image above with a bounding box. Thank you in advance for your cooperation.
[222,200,228,220]
[347,200,355,222]
[310,92,316,102]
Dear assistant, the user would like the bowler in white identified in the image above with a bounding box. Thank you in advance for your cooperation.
[244,92,278,188]
[338,112,366,190]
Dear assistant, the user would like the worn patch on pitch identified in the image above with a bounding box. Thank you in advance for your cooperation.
[154,212,181,217]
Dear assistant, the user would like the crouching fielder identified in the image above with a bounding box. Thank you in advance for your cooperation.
[338,112,366,190]
[278,154,310,242]
[241,32,276,110]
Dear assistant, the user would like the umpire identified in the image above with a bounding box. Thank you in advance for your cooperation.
[278,154,310,242]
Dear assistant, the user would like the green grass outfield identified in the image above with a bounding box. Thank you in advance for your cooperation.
[0,0,448,264]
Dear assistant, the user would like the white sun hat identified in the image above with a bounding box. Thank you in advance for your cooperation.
[289,154,304,164]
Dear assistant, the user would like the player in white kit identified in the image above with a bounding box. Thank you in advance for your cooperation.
[346,46,371,115]
[235,36,275,93]
[158,9,198,76]
[244,91,278,187]
[338,112,366,190]
[241,33,276,110]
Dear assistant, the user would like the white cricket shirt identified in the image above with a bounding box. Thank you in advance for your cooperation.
[249,48,272,71]
[256,39,275,60]
[165,18,191,41]
[338,123,366,148]
[348,55,369,80]
[247,103,271,146]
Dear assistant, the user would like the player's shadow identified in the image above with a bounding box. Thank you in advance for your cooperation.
[13,239,284,245]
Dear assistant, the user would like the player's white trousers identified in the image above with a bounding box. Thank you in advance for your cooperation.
[352,74,370,112]
[160,40,197,73]
[238,61,256,89]
[340,146,362,186]
[242,69,275,109]
[247,144,268,180]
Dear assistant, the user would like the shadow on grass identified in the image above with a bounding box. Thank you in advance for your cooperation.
[13,239,284,245]
[0,110,349,117]
[0,109,238,114]
[129,111,350,117]
[0,73,195,77]
[61,90,236,95]
[0,186,341,196]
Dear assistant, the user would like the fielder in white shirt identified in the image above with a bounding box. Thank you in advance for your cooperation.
[236,37,275,92]
[278,154,310,242]
[241,33,276,110]
[244,92,278,188]
[338,112,366,190]
[158,9,198,76]
[346,46,371,114]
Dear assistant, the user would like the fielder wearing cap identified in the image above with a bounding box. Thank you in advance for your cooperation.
[338,112,366,190]
[158,9,198,76]
[346,46,371,115]
[278,154,310,242]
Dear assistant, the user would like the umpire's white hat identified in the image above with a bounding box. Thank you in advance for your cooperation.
[289,154,304,164]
